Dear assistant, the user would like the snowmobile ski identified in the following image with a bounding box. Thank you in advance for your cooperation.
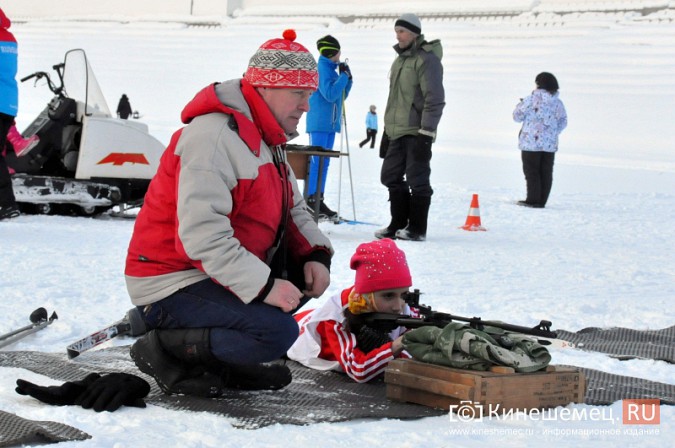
[66,307,147,359]
[0,307,58,349]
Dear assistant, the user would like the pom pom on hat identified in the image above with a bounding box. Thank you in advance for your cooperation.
[350,238,412,295]
[244,29,318,90]
[283,29,297,41]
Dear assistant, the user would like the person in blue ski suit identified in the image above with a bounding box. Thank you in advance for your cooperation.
[305,35,353,219]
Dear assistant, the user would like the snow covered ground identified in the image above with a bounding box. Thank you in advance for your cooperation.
[1,4,673,447]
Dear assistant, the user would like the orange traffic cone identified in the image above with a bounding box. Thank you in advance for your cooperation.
[460,194,486,231]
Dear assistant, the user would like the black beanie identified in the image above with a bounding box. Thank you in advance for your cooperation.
[317,35,340,58]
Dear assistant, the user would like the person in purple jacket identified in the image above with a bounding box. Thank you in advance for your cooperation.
[513,72,568,208]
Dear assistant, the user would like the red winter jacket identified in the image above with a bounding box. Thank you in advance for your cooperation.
[125,80,332,305]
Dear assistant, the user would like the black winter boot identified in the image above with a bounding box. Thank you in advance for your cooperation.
[131,328,224,397]
[132,328,293,396]
[220,362,292,391]
[129,330,191,395]
[374,190,410,239]
[395,195,431,241]
[318,193,338,220]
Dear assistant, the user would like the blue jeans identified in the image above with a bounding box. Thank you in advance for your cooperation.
[139,279,300,365]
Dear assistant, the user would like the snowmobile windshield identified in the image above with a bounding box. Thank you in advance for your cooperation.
[62,49,112,118]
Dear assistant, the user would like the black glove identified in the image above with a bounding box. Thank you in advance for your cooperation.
[338,62,352,80]
[16,373,101,406]
[415,133,433,161]
[379,132,390,159]
[356,326,392,354]
[74,373,150,412]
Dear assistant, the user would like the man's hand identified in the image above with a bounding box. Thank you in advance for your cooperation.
[302,261,330,298]
[263,279,303,312]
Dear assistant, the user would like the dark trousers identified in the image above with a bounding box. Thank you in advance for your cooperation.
[521,150,555,206]
[359,129,377,148]
[380,134,433,197]
[139,278,300,365]
[0,113,16,207]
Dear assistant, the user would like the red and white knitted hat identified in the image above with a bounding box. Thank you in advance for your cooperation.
[244,29,318,90]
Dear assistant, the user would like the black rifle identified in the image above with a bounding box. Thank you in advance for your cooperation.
[363,289,558,339]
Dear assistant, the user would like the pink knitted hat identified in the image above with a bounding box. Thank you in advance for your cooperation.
[350,238,412,294]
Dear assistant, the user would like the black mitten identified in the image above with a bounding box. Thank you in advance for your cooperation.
[74,373,151,412]
[15,373,101,406]
[356,326,392,354]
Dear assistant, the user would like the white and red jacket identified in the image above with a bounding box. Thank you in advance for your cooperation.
[125,80,333,305]
[287,287,415,383]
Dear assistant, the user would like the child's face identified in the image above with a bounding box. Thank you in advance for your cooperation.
[372,287,409,314]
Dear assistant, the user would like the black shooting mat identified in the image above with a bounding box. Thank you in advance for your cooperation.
[557,325,675,363]
[0,410,91,447]
[1,345,673,429]
[0,347,443,429]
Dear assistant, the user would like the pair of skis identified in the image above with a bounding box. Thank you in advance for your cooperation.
[0,307,58,349]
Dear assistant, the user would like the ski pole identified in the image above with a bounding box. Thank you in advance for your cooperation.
[338,81,357,222]
[0,308,58,349]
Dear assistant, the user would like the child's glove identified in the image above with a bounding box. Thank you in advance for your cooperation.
[356,326,392,354]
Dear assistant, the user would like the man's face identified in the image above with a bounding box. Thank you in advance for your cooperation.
[395,26,416,50]
[258,87,313,134]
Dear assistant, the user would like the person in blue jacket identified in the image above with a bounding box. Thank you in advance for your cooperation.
[0,7,20,220]
[359,105,378,149]
[305,35,353,219]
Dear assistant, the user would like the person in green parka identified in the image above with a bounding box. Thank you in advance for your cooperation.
[375,13,445,242]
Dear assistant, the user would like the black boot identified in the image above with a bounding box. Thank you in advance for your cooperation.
[374,190,410,239]
[131,328,226,397]
[131,328,292,396]
[220,362,292,391]
[129,330,191,395]
[395,195,431,241]
[318,193,338,220]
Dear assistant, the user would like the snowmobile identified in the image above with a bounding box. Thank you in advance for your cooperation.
[6,49,164,216]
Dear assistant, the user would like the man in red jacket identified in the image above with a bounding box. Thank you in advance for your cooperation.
[127,30,333,397]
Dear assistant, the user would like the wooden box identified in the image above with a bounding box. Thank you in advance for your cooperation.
[384,359,585,415]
